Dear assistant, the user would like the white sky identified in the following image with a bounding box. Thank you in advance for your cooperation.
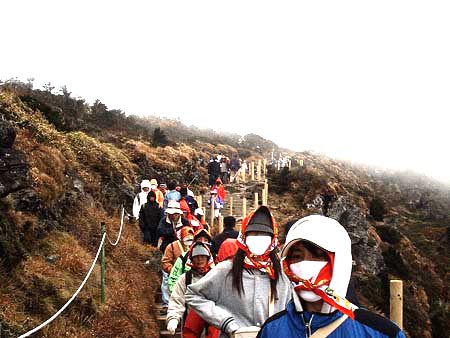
[1,1,449,183]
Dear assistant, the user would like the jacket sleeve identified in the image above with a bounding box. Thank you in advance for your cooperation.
[138,208,145,230]
[161,243,175,273]
[132,195,140,219]
[185,264,238,333]
[166,273,187,324]
[168,257,184,294]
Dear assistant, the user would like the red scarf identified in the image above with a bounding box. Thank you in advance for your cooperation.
[186,242,214,275]
[282,257,357,319]
[236,208,279,280]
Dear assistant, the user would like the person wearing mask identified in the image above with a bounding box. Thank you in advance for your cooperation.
[211,216,239,255]
[163,180,182,211]
[157,200,190,312]
[150,178,164,207]
[186,206,292,338]
[166,242,217,337]
[257,215,406,338]
[194,208,209,232]
[168,228,213,294]
[139,190,163,246]
[132,179,151,219]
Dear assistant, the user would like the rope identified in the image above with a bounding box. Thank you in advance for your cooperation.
[106,207,125,246]
[18,233,107,338]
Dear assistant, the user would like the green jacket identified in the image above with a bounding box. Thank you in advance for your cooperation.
[168,253,191,294]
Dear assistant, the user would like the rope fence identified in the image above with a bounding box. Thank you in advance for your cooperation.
[17,206,126,338]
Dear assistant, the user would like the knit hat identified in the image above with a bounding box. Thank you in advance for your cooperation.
[245,206,274,234]
[191,244,210,258]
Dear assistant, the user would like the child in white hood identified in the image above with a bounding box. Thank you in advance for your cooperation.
[132,180,151,219]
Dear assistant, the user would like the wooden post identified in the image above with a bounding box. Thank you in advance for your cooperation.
[218,215,224,234]
[100,222,106,304]
[195,195,202,208]
[263,159,267,178]
[254,192,259,209]
[390,280,403,329]
[251,162,255,181]
[242,197,247,220]
[210,200,215,232]
[261,189,266,206]
[257,159,262,181]
[229,196,233,216]
[299,159,304,167]
[264,182,269,206]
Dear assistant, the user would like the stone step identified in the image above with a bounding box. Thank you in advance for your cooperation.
[157,314,167,330]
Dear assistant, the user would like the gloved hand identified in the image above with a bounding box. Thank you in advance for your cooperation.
[167,318,178,335]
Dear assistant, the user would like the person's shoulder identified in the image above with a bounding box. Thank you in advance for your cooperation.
[354,308,403,338]
[258,309,288,336]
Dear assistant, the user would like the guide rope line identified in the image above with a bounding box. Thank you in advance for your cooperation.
[106,206,125,246]
[18,233,107,338]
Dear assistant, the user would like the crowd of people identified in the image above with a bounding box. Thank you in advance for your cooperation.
[131,161,406,338]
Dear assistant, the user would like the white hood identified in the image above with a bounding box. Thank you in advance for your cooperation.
[282,214,353,314]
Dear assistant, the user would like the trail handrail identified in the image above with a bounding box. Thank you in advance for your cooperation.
[18,233,107,338]
[106,206,125,246]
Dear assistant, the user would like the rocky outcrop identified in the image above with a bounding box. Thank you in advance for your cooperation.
[0,119,31,198]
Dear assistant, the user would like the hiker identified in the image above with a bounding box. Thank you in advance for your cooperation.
[166,242,218,337]
[132,179,151,219]
[180,198,203,231]
[194,208,209,232]
[168,228,213,294]
[207,157,221,187]
[157,200,190,312]
[207,189,223,218]
[214,177,227,202]
[138,191,163,246]
[163,180,182,211]
[257,215,407,338]
[150,178,164,207]
[180,186,199,217]
[163,226,195,293]
[159,183,168,196]
[185,206,292,337]
[220,157,228,184]
[230,155,241,182]
[211,216,239,255]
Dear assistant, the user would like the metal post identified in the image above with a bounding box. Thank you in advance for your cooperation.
[390,280,403,329]
[100,222,106,304]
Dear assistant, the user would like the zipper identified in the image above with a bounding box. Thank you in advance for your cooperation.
[301,314,315,338]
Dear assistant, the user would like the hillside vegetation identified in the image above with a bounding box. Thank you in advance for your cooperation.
[1,79,449,338]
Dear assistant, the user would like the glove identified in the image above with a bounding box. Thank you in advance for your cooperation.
[227,321,240,334]
[167,318,178,335]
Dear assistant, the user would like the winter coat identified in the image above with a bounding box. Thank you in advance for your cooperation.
[185,195,199,215]
[257,298,406,338]
[162,240,186,274]
[156,216,190,253]
[211,229,239,255]
[214,182,226,201]
[185,260,292,338]
[207,195,224,210]
[152,188,164,208]
[139,201,163,231]
[207,160,221,176]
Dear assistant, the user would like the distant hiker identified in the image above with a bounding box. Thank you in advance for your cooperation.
[220,157,228,184]
[180,197,203,230]
[214,177,227,201]
[207,189,223,218]
[159,183,168,196]
[139,191,163,246]
[168,228,213,294]
[185,206,292,337]
[150,178,164,207]
[207,157,220,187]
[132,179,151,219]
[180,186,198,216]
[164,226,195,293]
[163,180,182,211]
[241,159,248,175]
[257,215,406,338]
[194,208,209,232]
[230,155,241,182]
[216,238,239,263]
[167,242,218,337]
[157,200,190,312]
[211,216,239,255]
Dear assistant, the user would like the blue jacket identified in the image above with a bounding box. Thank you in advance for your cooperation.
[257,301,406,338]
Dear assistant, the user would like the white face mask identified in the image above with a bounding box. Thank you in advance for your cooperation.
[290,260,328,302]
[150,184,157,190]
[183,239,193,248]
[245,235,272,256]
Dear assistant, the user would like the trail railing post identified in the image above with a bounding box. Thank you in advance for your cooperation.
[210,201,215,233]
[241,167,246,182]
[390,280,403,329]
[229,196,233,215]
[254,192,259,209]
[257,160,261,181]
[242,197,247,220]
[264,181,269,206]
[262,189,266,206]
[100,222,106,304]
[196,195,202,208]
[263,159,267,178]
[251,162,255,181]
